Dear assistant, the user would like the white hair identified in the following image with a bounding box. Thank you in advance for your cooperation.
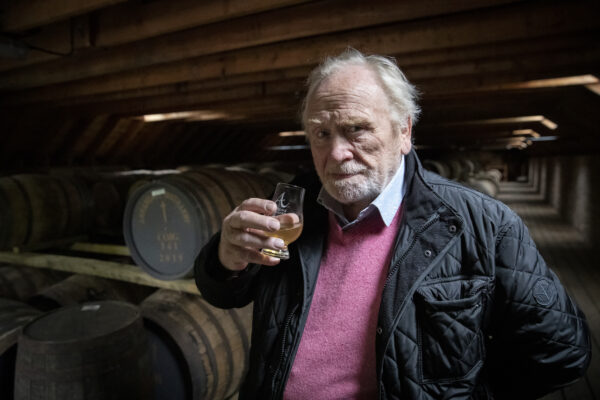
[301,48,421,132]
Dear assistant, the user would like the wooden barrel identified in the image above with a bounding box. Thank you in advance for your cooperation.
[465,176,500,198]
[91,175,163,228]
[51,169,177,239]
[422,160,451,178]
[0,265,66,301]
[486,168,503,183]
[141,290,252,400]
[0,299,42,399]
[462,159,477,177]
[27,274,155,311]
[123,168,274,280]
[14,301,153,400]
[0,174,93,250]
[445,159,464,181]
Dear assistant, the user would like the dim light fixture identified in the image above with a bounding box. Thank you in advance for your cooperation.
[185,111,239,121]
[139,110,234,122]
[586,83,600,96]
[489,74,598,90]
[529,136,559,142]
[539,118,558,130]
[512,129,541,138]
[278,131,306,137]
[266,145,310,151]
[443,115,558,130]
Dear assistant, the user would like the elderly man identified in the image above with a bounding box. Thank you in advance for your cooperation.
[195,50,590,399]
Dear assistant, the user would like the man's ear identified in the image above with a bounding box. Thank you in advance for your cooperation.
[400,116,412,155]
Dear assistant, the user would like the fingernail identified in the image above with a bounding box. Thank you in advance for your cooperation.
[274,239,285,248]
[268,219,280,231]
[266,202,277,212]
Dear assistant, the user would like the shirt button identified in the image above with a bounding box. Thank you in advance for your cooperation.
[376,327,383,335]
[424,249,432,257]
[449,225,457,233]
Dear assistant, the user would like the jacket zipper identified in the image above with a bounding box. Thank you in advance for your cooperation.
[378,212,441,400]
[270,303,299,399]
[385,213,440,287]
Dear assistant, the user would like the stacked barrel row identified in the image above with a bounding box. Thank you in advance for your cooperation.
[423,158,502,198]
[0,174,93,250]
[0,169,162,250]
[0,164,294,399]
[0,265,252,400]
[0,166,294,250]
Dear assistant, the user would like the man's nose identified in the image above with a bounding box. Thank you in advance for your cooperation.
[329,135,353,162]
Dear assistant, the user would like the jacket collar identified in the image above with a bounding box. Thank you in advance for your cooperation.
[400,149,447,233]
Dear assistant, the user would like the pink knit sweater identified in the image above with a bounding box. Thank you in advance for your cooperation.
[283,207,403,399]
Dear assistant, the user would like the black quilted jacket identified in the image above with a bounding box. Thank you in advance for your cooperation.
[195,150,590,399]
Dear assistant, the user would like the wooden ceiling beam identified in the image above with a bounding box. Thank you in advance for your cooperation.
[0,2,594,109]
[0,21,75,72]
[3,66,312,107]
[59,78,305,117]
[94,0,313,48]
[406,47,600,83]
[14,47,596,118]
[418,91,556,123]
[90,118,134,159]
[414,52,600,97]
[5,32,595,107]
[109,119,150,162]
[0,0,572,91]
[69,114,112,157]
[0,0,126,32]
[0,1,312,72]
[419,70,600,99]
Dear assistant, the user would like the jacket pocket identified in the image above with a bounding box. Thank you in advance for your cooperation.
[415,277,490,383]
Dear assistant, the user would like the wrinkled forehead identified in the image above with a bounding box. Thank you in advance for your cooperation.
[306,109,372,128]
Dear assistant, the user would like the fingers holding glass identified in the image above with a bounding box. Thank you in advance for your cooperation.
[260,183,305,260]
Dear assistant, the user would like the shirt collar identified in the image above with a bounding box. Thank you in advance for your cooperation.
[317,156,406,229]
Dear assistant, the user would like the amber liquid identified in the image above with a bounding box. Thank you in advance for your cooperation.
[265,222,303,245]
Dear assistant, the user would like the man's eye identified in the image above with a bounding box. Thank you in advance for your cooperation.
[315,130,329,139]
[349,125,363,133]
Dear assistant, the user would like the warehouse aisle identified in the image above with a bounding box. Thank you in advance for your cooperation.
[499,182,599,400]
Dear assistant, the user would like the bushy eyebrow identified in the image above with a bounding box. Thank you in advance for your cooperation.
[339,117,370,127]
[307,116,370,127]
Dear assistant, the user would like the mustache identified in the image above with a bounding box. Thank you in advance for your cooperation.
[326,162,366,175]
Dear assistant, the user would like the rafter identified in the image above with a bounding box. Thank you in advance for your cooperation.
[0,0,554,91]
[0,0,126,32]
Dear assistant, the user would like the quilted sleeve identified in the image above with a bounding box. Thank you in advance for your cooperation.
[488,213,591,398]
[194,232,260,309]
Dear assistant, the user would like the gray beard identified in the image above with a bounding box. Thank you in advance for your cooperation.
[323,171,382,206]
